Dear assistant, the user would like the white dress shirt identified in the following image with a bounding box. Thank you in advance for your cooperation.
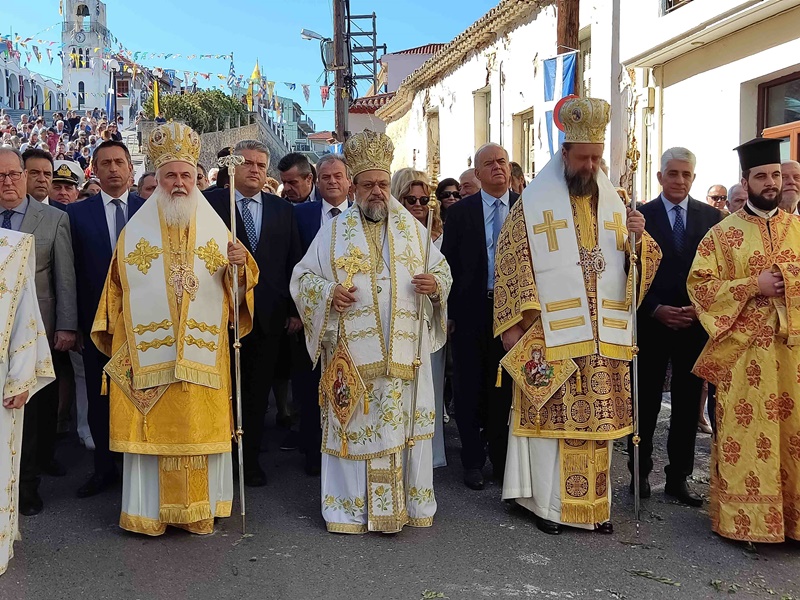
[100,189,129,247]
[234,189,263,242]
[660,193,689,229]
[320,199,346,227]
[481,188,510,290]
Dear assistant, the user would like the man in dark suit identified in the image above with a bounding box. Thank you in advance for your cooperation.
[0,147,77,515]
[292,153,351,475]
[631,147,723,506]
[278,152,323,204]
[442,143,518,490]
[205,139,303,487]
[67,140,145,498]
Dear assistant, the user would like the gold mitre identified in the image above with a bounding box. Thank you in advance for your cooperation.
[343,129,394,178]
[148,121,201,170]
[559,97,610,144]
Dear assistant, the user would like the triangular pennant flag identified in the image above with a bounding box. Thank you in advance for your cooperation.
[302,84,310,104]
[320,85,330,107]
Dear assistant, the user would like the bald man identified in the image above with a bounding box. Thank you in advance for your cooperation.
[727,183,747,213]
[780,160,800,215]
[705,184,728,210]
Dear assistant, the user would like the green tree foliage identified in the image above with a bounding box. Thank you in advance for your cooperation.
[143,89,248,133]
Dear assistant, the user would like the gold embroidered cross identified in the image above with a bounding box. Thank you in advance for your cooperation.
[532,210,568,252]
[603,212,627,251]
[124,238,163,274]
[335,244,371,288]
[195,239,228,275]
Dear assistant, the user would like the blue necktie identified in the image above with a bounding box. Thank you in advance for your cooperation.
[673,205,686,254]
[240,197,258,250]
[1,210,13,230]
[111,199,125,240]
[492,197,504,248]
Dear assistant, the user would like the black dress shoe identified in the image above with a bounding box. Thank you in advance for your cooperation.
[629,477,651,499]
[535,517,562,535]
[665,480,703,507]
[76,470,118,498]
[244,466,267,487]
[279,431,299,451]
[463,468,485,490]
[40,458,67,477]
[20,487,43,516]
[595,521,614,534]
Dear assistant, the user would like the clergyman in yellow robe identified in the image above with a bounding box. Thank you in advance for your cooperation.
[92,122,257,536]
[688,137,800,543]
[494,97,661,533]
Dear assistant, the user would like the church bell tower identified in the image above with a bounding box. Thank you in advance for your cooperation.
[61,0,109,111]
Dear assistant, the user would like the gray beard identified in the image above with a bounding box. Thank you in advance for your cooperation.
[358,198,388,222]
[564,166,599,197]
[153,186,200,228]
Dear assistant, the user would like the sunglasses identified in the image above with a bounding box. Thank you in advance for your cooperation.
[439,191,461,200]
[708,195,727,201]
[403,195,430,206]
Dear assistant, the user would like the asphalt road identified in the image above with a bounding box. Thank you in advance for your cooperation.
[1,401,797,600]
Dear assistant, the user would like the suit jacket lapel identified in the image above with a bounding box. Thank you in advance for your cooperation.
[649,198,674,253]
[256,192,275,257]
[470,195,488,277]
[19,197,43,234]
[685,197,703,248]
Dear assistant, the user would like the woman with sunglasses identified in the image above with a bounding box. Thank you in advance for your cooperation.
[435,177,461,222]
[391,168,448,468]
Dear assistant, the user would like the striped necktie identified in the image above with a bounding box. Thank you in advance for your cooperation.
[673,205,686,254]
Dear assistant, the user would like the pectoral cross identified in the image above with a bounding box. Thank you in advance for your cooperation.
[603,212,627,251]
[533,210,568,252]
[169,263,199,303]
[335,245,371,288]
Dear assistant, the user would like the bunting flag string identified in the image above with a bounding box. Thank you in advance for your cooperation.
[320,85,330,107]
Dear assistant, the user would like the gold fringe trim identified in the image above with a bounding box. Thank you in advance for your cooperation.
[119,512,167,537]
[101,372,108,395]
[174,364,222,390]
[215,500,232,518]
[174,519,215,535]
[545,340,597,362]
[511,424,633,440]
[599,341,632,361]
[408,516,434,528]
[564,453,588,473]
[327,522,368,534]
[495,363,503,388]
[596,447,609,472]
[561,499,610,525]
[132,368,178,391]
[182,380,189,392]
[159,455,207,471]
[159,503,213,525]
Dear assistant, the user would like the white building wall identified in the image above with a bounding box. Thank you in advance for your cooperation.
[648,5,800,198]
[348,112,386,134]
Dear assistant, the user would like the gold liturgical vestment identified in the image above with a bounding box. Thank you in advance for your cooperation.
[92,213,257,536]
[688,208,800,543]
[494,195,660,523]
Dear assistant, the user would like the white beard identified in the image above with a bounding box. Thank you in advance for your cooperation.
[152,185,200,228]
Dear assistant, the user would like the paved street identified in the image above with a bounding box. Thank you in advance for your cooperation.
[1,401,797,600]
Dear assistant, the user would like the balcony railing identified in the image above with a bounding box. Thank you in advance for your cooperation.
[663,0,693,14]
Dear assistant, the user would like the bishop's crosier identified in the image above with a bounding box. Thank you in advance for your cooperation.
[91,122,258,536]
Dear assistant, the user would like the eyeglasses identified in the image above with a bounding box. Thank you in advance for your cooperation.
[439,191,461,200]
[708,195,727,201]
[0,171,23,183]
[403,195,430,206]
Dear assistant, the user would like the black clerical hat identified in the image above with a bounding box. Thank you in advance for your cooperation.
[734,137,782,171]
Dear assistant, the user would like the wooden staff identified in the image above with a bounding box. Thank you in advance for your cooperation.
[218,151,246,534]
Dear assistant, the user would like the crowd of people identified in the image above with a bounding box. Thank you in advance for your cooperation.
[0,94,798,574]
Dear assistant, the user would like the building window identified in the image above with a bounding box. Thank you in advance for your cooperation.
[116,79,129,98]
[578,37,592,98]
[760,72,800,161]
[512,108,535,177]
[78,81,85,108]
[473,86,491,152]
[76,4,90,17]
[663,0,693,14]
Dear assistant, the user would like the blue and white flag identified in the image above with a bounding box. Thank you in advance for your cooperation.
[540,51,577,161]
[227,57,236,89]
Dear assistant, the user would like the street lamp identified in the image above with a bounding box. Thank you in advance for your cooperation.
[300,28,334,71]
[300,28,325,41]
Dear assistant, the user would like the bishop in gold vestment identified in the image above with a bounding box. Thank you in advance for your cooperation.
[92,123,257,536]
[688,137,800,543]
[494,98,660,533]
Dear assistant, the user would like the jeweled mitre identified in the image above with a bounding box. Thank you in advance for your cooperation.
[148,121,201,169]
[559,97,610,144]
[344,129,394,178]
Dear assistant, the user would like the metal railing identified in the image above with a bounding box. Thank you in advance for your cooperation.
[663,0,693,14]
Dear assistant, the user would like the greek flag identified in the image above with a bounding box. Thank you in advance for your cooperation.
[227,57,236,89]
[541,52,577,159]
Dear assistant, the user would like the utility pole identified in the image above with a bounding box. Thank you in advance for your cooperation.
[556,0,580,91]
[333,0,349,142]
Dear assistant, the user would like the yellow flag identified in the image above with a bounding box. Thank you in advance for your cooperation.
[247,60,259,112]
[250,59,261,83]
[153,80,160,117]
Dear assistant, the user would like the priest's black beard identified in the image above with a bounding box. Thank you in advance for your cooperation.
[564,165,599,198]
[748,187,781,212]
